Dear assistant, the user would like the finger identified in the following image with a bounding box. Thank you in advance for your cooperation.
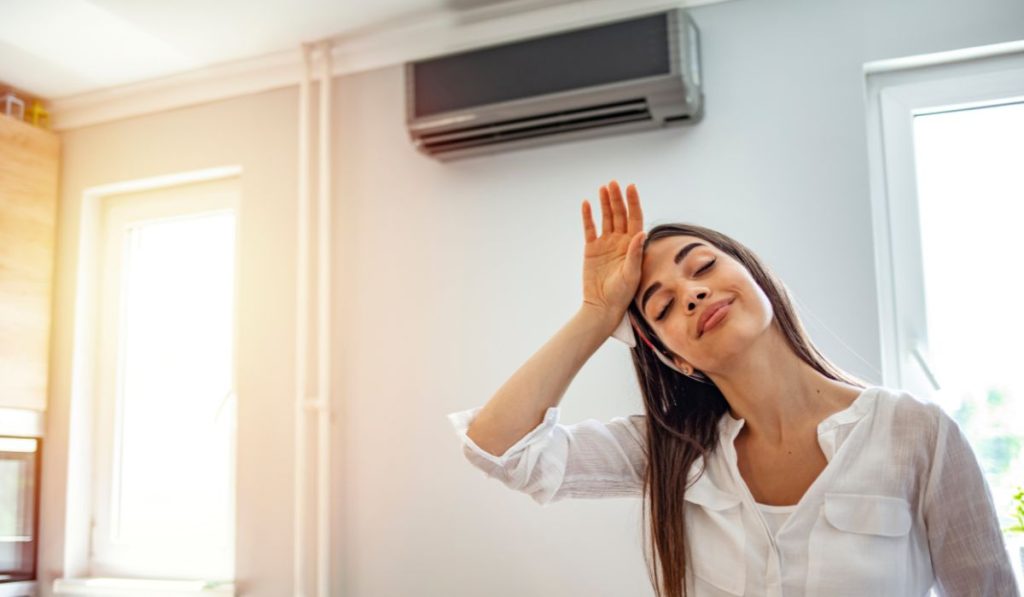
[599,185,613,235]
[581,199,597,243]
[626,231,646,277]
[608,180,626,233]
[626,183,643,234]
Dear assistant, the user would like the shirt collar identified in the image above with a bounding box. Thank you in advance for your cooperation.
[716,385,879,443]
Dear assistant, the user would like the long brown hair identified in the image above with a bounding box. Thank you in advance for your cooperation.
[625,223,869,597]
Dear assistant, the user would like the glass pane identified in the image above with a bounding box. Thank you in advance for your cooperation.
[912,101,1024,536]
[111,210,235,566]
[0,439,38,578]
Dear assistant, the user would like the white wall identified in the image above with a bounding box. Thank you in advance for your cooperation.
[45,0,1024,595]
[329,0,1024,595]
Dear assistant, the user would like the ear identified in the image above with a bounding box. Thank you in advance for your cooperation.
[671,355,692,375]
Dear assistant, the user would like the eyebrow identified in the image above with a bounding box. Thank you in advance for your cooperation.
[640,242,707,317]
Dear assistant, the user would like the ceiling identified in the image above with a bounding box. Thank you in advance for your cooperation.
[0,0,531,100]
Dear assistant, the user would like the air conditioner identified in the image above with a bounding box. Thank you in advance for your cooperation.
[405,8,702,161]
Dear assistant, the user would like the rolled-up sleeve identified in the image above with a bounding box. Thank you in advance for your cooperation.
[923,408,1020,596]
[446,406,647,506]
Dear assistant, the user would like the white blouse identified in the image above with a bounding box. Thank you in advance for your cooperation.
[447,385,1020,597]
[756,502,797,539]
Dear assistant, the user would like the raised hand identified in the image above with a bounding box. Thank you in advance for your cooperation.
[580,180,646,322]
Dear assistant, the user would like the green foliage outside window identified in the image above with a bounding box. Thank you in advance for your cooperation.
[1005,485,1024,535]
[951,385,1024,533]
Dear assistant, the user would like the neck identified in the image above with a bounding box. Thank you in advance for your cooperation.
[705,325,860,447]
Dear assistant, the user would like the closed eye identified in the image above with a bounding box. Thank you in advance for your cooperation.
[655,258,716,321]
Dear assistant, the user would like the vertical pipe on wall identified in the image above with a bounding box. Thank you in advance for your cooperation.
[316,39,333,597]
[294,42,313,597]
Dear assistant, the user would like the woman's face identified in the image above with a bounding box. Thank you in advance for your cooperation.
[633,235,775,375]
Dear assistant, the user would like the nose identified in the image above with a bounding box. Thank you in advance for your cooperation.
[686,289,709,313]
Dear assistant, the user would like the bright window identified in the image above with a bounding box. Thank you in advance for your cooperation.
[91,177,238,580]
[865,43,1024,587]
[912,101,1024,533]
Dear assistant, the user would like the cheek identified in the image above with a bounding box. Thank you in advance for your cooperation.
[748,287,775,325]
[726,294,774,342]
[652,320,691,358]
[729,272,773,321]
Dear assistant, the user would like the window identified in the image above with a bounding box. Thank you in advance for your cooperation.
[912,101,1024,536]
[91,176,238,581]
[865,42,1024,583]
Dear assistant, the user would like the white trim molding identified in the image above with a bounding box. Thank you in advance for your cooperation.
[862,42,1024,398]
[0,406,44,436]
[80,165,243,199]
[50,0,732,130]
[53,577,234,596]
[863,38,1024,74]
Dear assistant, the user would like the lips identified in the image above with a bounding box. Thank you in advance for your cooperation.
[698,297,734,338]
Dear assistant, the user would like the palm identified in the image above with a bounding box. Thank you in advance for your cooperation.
[580,181,645,314]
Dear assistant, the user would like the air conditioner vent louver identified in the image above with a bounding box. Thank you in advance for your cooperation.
[417,99,652,154]
[406,9,702,161]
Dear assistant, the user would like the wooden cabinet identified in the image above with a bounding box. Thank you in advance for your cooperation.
[0,113,59,411]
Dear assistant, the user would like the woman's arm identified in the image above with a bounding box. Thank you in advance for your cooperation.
[449,404,647,505]
[465,305,618,457]
[466,180,645,459]
[923,410,1020,595]
[451,180,648,504]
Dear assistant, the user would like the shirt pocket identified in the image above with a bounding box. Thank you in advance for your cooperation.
[805,492,913,597]
[684,479,746,596]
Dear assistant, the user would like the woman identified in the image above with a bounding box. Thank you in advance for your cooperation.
[447,180,1018,597]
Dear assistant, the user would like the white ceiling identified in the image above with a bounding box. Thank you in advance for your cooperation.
[0,0,528,99]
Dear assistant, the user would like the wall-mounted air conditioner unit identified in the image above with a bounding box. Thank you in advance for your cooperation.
[405,8,702,161]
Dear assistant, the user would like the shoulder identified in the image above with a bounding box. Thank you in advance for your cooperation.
[872,384,951,446]
[618,413,647,446]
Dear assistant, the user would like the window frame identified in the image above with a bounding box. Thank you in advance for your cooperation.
[90,175,240,580]
[863,42,1024,399]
